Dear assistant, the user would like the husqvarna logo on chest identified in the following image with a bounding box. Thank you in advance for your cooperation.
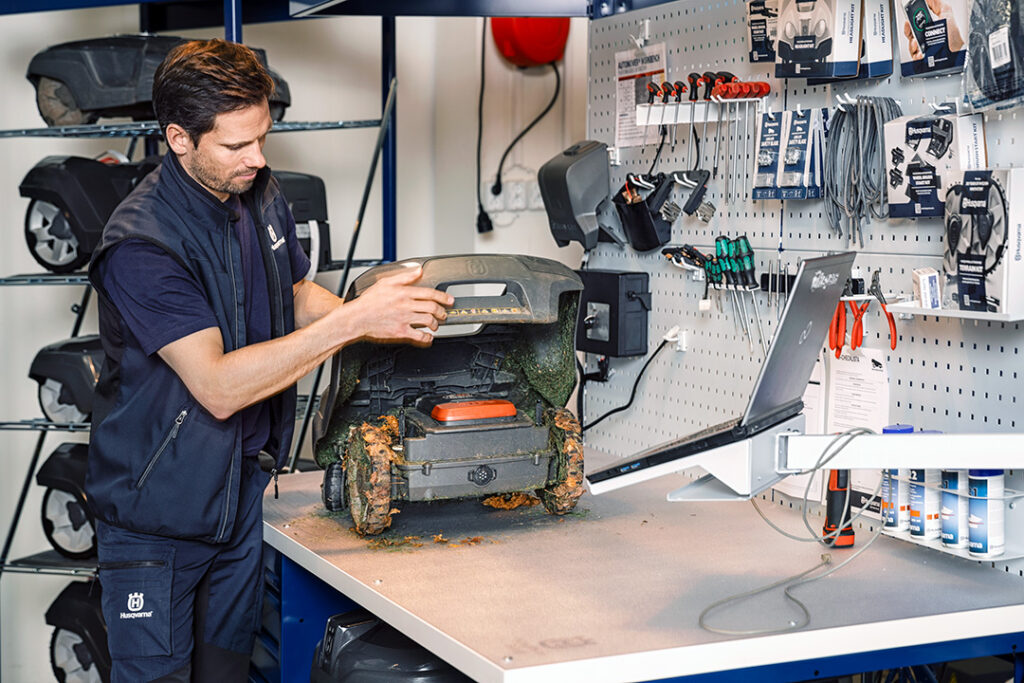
[267,223,285,251]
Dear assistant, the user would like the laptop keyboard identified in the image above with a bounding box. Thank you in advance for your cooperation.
[661,415,742,448]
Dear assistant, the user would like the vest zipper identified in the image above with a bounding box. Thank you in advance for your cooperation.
[135,409,187,490]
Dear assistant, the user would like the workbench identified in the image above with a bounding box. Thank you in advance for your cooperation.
[262,466,1024,682]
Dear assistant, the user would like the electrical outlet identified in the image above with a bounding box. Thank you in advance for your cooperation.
[482,180,504,214]
[527,180,545,211]
[506,181,527,211]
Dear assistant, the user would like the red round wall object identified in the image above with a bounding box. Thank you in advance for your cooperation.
[491,17,570,68]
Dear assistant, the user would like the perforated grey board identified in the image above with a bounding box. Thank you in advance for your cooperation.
[584,1,1023,575]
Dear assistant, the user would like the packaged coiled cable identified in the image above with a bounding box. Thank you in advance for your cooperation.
[962,0,1024,110]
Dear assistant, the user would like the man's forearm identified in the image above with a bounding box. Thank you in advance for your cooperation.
[162,311,357,420]
[293,278,343,328]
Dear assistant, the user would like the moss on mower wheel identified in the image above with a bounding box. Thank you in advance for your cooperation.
[345,420,396,536]
[537,408,584,515]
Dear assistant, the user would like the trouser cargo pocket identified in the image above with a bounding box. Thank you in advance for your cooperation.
[98,547,175,659]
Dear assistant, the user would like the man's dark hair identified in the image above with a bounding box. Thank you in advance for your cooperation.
[153,39,275,144]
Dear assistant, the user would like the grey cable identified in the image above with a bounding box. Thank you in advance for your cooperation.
[700,428,886,636]
[823,97,901,248]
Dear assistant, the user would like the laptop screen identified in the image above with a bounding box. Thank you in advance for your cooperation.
[740,252,855,428]
[585,251,855,494]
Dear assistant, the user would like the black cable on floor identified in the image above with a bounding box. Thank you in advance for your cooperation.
[475,18,492,233]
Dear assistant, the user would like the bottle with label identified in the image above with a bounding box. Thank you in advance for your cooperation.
[968,469,1005,558]
[880,424,913,531]
[940,469,969,549]
[909,468,940,539]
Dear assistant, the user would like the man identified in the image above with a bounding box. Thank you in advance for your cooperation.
[85,39,452,682]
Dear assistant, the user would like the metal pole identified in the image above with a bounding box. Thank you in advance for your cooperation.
[381,16,397,263]
[224,0,242,42]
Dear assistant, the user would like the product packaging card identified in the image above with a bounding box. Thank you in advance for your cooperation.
[943,168,1023,316]
[776,0,862,78]
[896,0,967,77]
[960,0,1024,112]
[862,0,894,77]
[749,0,780,62]
[753,111,784,200]
[779,109,813,199]
[884,110,985,218]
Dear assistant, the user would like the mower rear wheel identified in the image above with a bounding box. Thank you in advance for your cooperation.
[36,77,97,128]
[537,408,585,515]
[38,379,89,424]
[25,199,87,273]
[49,627,103,683]
[41,488,96,559]
[346,420,396,536]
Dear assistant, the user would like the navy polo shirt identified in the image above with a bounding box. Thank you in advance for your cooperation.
[98,196,310,457]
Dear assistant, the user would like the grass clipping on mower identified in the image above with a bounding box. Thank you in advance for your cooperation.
[482,492,541,510]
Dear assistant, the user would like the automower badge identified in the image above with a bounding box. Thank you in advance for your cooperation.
[267,223,285,250]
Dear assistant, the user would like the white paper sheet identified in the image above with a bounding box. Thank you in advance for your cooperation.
[825,347,891,517]
[614,43,667,149]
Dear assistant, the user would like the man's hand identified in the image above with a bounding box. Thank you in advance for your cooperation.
[337,264,454,347]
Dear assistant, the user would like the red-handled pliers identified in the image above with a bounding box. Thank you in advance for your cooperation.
[829,279,852,358]
[848,300,871,350]
[869,270,897,350]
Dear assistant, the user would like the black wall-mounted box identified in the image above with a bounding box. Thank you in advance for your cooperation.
[575,270,650,357]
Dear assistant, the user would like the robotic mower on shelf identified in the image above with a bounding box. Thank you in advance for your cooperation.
[20,156,328,274]
[313,254,584,536]
[29,335,103,424]
[46,580,110,683]
[19,154,158,273]
[37,443,96,560]
[27,34,290,126]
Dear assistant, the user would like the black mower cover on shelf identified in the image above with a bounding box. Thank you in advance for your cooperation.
[27,34,290,125]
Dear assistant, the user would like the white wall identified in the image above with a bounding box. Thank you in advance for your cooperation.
[0,9,588,681]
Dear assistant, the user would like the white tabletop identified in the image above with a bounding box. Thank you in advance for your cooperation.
[263,467,1024,683]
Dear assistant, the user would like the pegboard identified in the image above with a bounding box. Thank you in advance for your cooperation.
[583,0,1024,575]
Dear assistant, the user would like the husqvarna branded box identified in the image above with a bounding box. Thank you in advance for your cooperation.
[942,168,1024,317]
[775,0,862,78]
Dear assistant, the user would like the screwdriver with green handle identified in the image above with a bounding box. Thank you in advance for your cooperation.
[725,238,755,352]
[715,237,747,340]
[734,235,768,356]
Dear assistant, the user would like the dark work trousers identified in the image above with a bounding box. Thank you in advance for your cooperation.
[96,457,269,683]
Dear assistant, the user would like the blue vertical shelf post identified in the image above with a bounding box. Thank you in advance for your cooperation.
[382,16,397,262]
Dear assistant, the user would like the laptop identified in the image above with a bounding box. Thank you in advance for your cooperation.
[586,252,855,494]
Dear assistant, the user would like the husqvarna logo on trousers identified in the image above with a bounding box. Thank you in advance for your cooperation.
[120,591,154,619]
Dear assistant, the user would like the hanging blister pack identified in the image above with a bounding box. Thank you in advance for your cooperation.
[962,0,1024,110]
[779,109,813,199]
[753,111,783,200]
[884,109,986,218]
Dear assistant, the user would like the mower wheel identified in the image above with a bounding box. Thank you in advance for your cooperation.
[537,408,585,515]
[49,627,104,683]
[321,460,348,512]
[41,488,96,559]
[38,379,89,424]
[25,199,87,273]
[345,420,396,536]
[36,77,97,127]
